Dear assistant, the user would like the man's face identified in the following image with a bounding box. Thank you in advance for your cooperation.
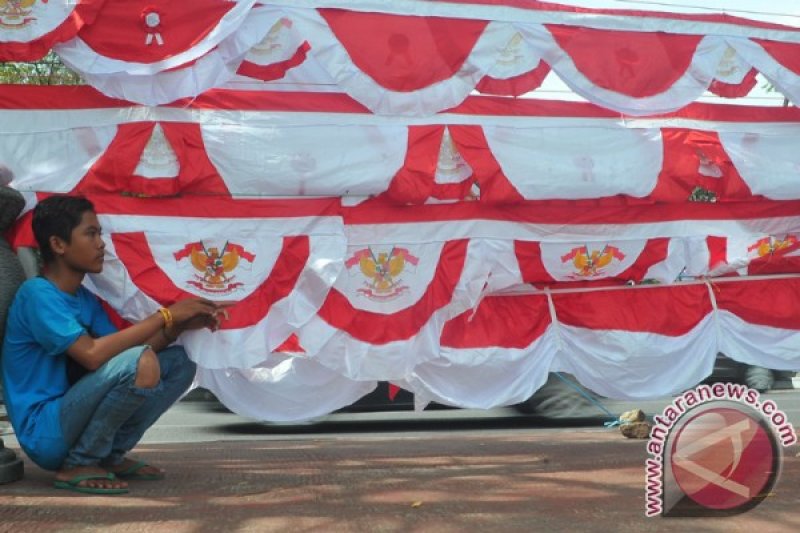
[59,211,106,274]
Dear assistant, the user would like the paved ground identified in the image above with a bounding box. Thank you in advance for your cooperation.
[3,390,800,532]
[2,414,800,532]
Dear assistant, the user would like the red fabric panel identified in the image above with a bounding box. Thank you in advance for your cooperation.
[343,197,800,225]
[547,25,702,97]
[514,241,555,284]
[430,180,478,202]
[111,232,309,329]
[78,122,157,194]
[707,236,727,271]
[0,0,104,61]
[652,129,754,202]
[4,209,35,251]
[90,195,340,219]
[381,126,478,204]
[708,69,758,98]
[6,85,800,124]
[755,39,800,76]
[77,122,229,197]
[77,0,235,63]
[317,240,469,344]
[161,123,230,195]
[747,239,800,276]
[717,277,800,329]
[384,126,444,204]
[555,284,711,335]
[441,294,551,349]
[476,62,551,96]
[236,42,311,82]
[448,126,525,203]
[275,333,305,353]
[319,9,488,92]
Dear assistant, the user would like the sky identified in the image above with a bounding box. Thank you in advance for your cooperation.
[556,1,800,27]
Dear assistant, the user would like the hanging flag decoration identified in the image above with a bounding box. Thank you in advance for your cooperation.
[2,1,800,421]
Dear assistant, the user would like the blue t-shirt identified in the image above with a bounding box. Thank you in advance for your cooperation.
[1,277,117,470]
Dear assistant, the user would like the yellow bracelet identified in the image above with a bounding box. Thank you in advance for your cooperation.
[157,307,173,330]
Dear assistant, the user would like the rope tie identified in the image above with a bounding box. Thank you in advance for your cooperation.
[544,290,620,427]
[704,277,722,353]
[552,372,621,428]
[544,287,564,352]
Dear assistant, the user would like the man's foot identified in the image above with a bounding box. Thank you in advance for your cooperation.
[106,457,165,480]
[54,465,128,494]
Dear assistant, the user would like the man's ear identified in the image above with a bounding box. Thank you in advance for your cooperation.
[49,235,68,257]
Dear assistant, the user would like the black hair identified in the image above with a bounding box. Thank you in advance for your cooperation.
[32,195,96,264]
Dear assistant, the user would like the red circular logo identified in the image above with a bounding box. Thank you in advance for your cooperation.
[670,407,778,511]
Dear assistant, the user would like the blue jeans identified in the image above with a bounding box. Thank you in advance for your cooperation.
[59,345,196,469]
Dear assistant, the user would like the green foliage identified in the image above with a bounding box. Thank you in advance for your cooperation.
[0,52,82,85]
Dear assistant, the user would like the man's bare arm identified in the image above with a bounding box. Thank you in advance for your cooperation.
[67,299,220,370]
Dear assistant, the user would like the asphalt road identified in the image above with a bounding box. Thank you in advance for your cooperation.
[134,387,800,445]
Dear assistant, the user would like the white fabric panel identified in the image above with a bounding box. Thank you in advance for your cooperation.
[133,124,180,178]
[712,43,754,85]
[196,358,377,422]
[242,13,306,66]
[720,129,800,200]
[484,239,523,293]
[230,47,340,90]
[540,240,647,280]
[434,128,473,185]
[147,233,281,302]
[481,30,543,80]
[99,213,345,241]
[294,315,442,380]
[285,7,522,116]
[54,0,260,75]
[519,25,728,115]
[5,102,800,133]
[336,241,443,314]
[643,238,689,284]
[202,123,406,196]
[711,233,800,277]
[718,311,800,371]
[728,37,800,110]
[405,330,558,409]
[484,125,663,199]
[0,1,75,43]
[296,239,497,369]
[57,5,274,106]
[84,237,162,325]
[552,317,719,399]
[93,214,347,369]
[0,126,116,193]
[684,235,712,278]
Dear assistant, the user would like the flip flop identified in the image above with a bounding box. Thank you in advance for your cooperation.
[114,460,165,481]
[54,473,129,495]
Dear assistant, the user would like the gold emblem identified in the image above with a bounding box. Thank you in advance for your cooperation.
[0,0,39,29]
[561,245,625,278]
[345,246,419,301]
[174,241,255,294]
[747,235,798,258]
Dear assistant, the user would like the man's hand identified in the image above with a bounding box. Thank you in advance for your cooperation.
[166,298,218,324]
[168,299,232,333]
